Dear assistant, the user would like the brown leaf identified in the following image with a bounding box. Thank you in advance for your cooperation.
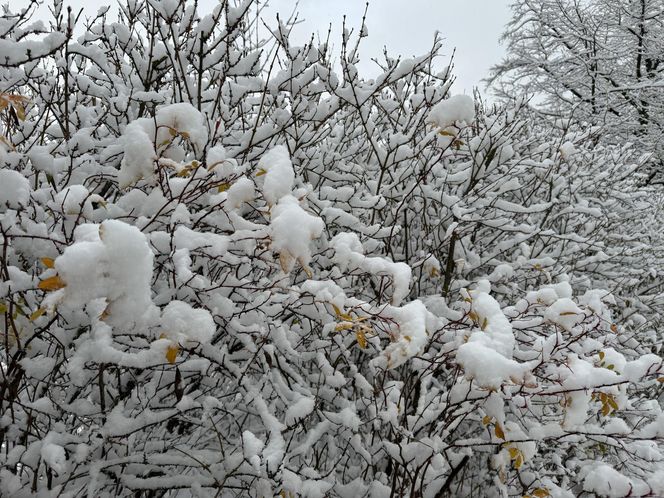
[494,423,505,440]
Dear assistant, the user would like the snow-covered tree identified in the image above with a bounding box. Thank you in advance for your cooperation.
[1,1,664,497]
[489,0,664,184]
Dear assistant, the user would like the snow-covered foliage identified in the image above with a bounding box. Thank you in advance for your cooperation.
[490,0,664,184]
[1,1,663,497]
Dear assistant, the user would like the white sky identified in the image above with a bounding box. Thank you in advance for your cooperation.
[262,0,512,94]
[28,0,512,94]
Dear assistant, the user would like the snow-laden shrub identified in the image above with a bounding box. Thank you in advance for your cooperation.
[1,1,663,496]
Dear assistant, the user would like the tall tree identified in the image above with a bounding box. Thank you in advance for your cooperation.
[489,0,664,183]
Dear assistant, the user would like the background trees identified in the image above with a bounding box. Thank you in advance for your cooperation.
[1,0,663,496]
[489,0,664,184]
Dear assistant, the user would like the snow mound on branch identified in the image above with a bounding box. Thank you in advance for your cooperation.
[118,103,207,188]
[0,169,30,210]
[583,464,632,497]
[258,145,295,205]
[428,94,475,129]
[118,119,156,188]
[49,220,155,327]
[456,283,527,388]
[271,195,325,272]
[160,300,216,344]
[330,232,411,306]
[156,102,208,153]
[372,300,430,370]
[50,185,104,218]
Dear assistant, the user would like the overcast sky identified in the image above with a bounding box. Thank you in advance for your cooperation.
[261,0,512,94]
[36,0,512,93]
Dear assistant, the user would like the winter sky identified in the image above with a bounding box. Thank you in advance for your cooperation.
[32,0,511,94]
[262,0,512,94]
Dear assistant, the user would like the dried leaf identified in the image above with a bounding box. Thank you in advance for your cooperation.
[559,311,578,316]
[481,317,489,331]
[166,343,179,364]
[494,423,505,440]
[508,447,520,459]
[218,182,231,193]
[532,489,550,498]
[356,329,368,349]
[482,415,492,426]
[29,308,46,321]
[514,453,523,469]
[598,351,605,361]
[255,168,267,177]
[41,257,55,269]
[607,396,618,411]
[610,323,618,333]
[0,302,7,314]
[38,275,66,291]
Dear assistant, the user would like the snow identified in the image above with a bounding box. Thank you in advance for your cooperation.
[160,300,216,344]
[0,169,30,210]
[50,220,156,328]
[583,464,632,497]
[118,119,156,188]
[242,431,264,469]
[330,232,412,305]
[285,397,316,426]
[544,298,583,331]
[373,300,430,370]
[258,145,295,205]
[270,195,325,272]
[428,94,475,129]
[226,176,256,208]
[156,102,208,153]
[41,438,67,475]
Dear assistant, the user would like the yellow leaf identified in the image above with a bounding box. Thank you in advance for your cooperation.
[41,257,55,269]
[607,396,618,411]
[468,310,479,324]
[598,351,605,361]
[482,415,492,426]
[166,343,179,364]
[29,308,46,321]
[218,182,231,193]
[514,453,523,469]
[438,129,455,136]
[508,447,520,459]
[0,302,7,314]
[356,329,368,349]
[38,275,66,291]
[532,489,550,498]
[495,423,505,440]
[256,168,267,177]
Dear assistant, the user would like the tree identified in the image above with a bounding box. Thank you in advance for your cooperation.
[1,0,664,496]
[489,0,664,184]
